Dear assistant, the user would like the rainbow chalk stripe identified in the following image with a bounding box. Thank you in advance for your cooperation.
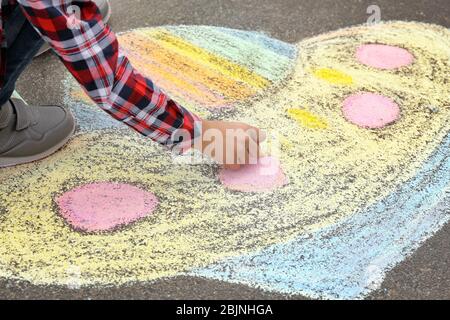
[1,22,450,299]
[119,26,297,111]
[66,26,297,129]
[192,132,450,298]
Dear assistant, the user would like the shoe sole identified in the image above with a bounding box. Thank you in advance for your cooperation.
[0,112,76,169]
[34,1,112,57]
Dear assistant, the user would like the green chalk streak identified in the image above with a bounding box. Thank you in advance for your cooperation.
[12,91,25,102]
[165,26,295,82]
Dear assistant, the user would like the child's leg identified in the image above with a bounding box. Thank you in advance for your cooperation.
[0,6,44,107]
[0,7,75,168]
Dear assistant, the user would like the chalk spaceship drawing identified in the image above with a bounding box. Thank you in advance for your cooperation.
[0,21,449,299]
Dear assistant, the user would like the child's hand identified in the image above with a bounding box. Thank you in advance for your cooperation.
[196,120,266,170]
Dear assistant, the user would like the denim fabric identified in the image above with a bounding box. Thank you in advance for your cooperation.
[0,6,44,107]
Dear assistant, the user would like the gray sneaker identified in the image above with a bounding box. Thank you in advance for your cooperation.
[34,0,112,57]
[0,99,75,168]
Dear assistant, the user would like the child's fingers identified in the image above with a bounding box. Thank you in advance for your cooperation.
[258,129,267,143]
[223,164,241,170]
[237,136,250,164]
[244,127,265,160]
[246,126,267,145]
[247,135,261,162]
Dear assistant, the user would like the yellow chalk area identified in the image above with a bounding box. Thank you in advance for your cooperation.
[278,133,294,150]
[119,33,255,105]
[313,68,354,85]
[287,108,328,129]
[1,22,449,286]
[129,50,224,107]
[142,29,270,90]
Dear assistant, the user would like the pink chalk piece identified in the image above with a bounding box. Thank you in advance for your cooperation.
[56,182,159,232]
[342,92,400,129]
[219,156,288,193]
[356,44,414,70]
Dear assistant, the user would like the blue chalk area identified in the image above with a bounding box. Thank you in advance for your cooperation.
[62,76,126,132]
[220,27,297,60]
[191,131,450,299]
[165,26,297,82]
[69,104,125,132]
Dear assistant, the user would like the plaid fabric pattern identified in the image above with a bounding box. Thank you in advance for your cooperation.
[0,0,200,149]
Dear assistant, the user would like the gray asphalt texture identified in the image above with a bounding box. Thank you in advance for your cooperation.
[2,0,450,300]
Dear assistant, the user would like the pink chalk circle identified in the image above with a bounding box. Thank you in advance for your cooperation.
[219,156,288,193]
[56,182,159,232]
[356,44,414,70]
[342,92,400,129]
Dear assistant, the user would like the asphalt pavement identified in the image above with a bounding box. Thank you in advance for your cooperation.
[3,0,450,299]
